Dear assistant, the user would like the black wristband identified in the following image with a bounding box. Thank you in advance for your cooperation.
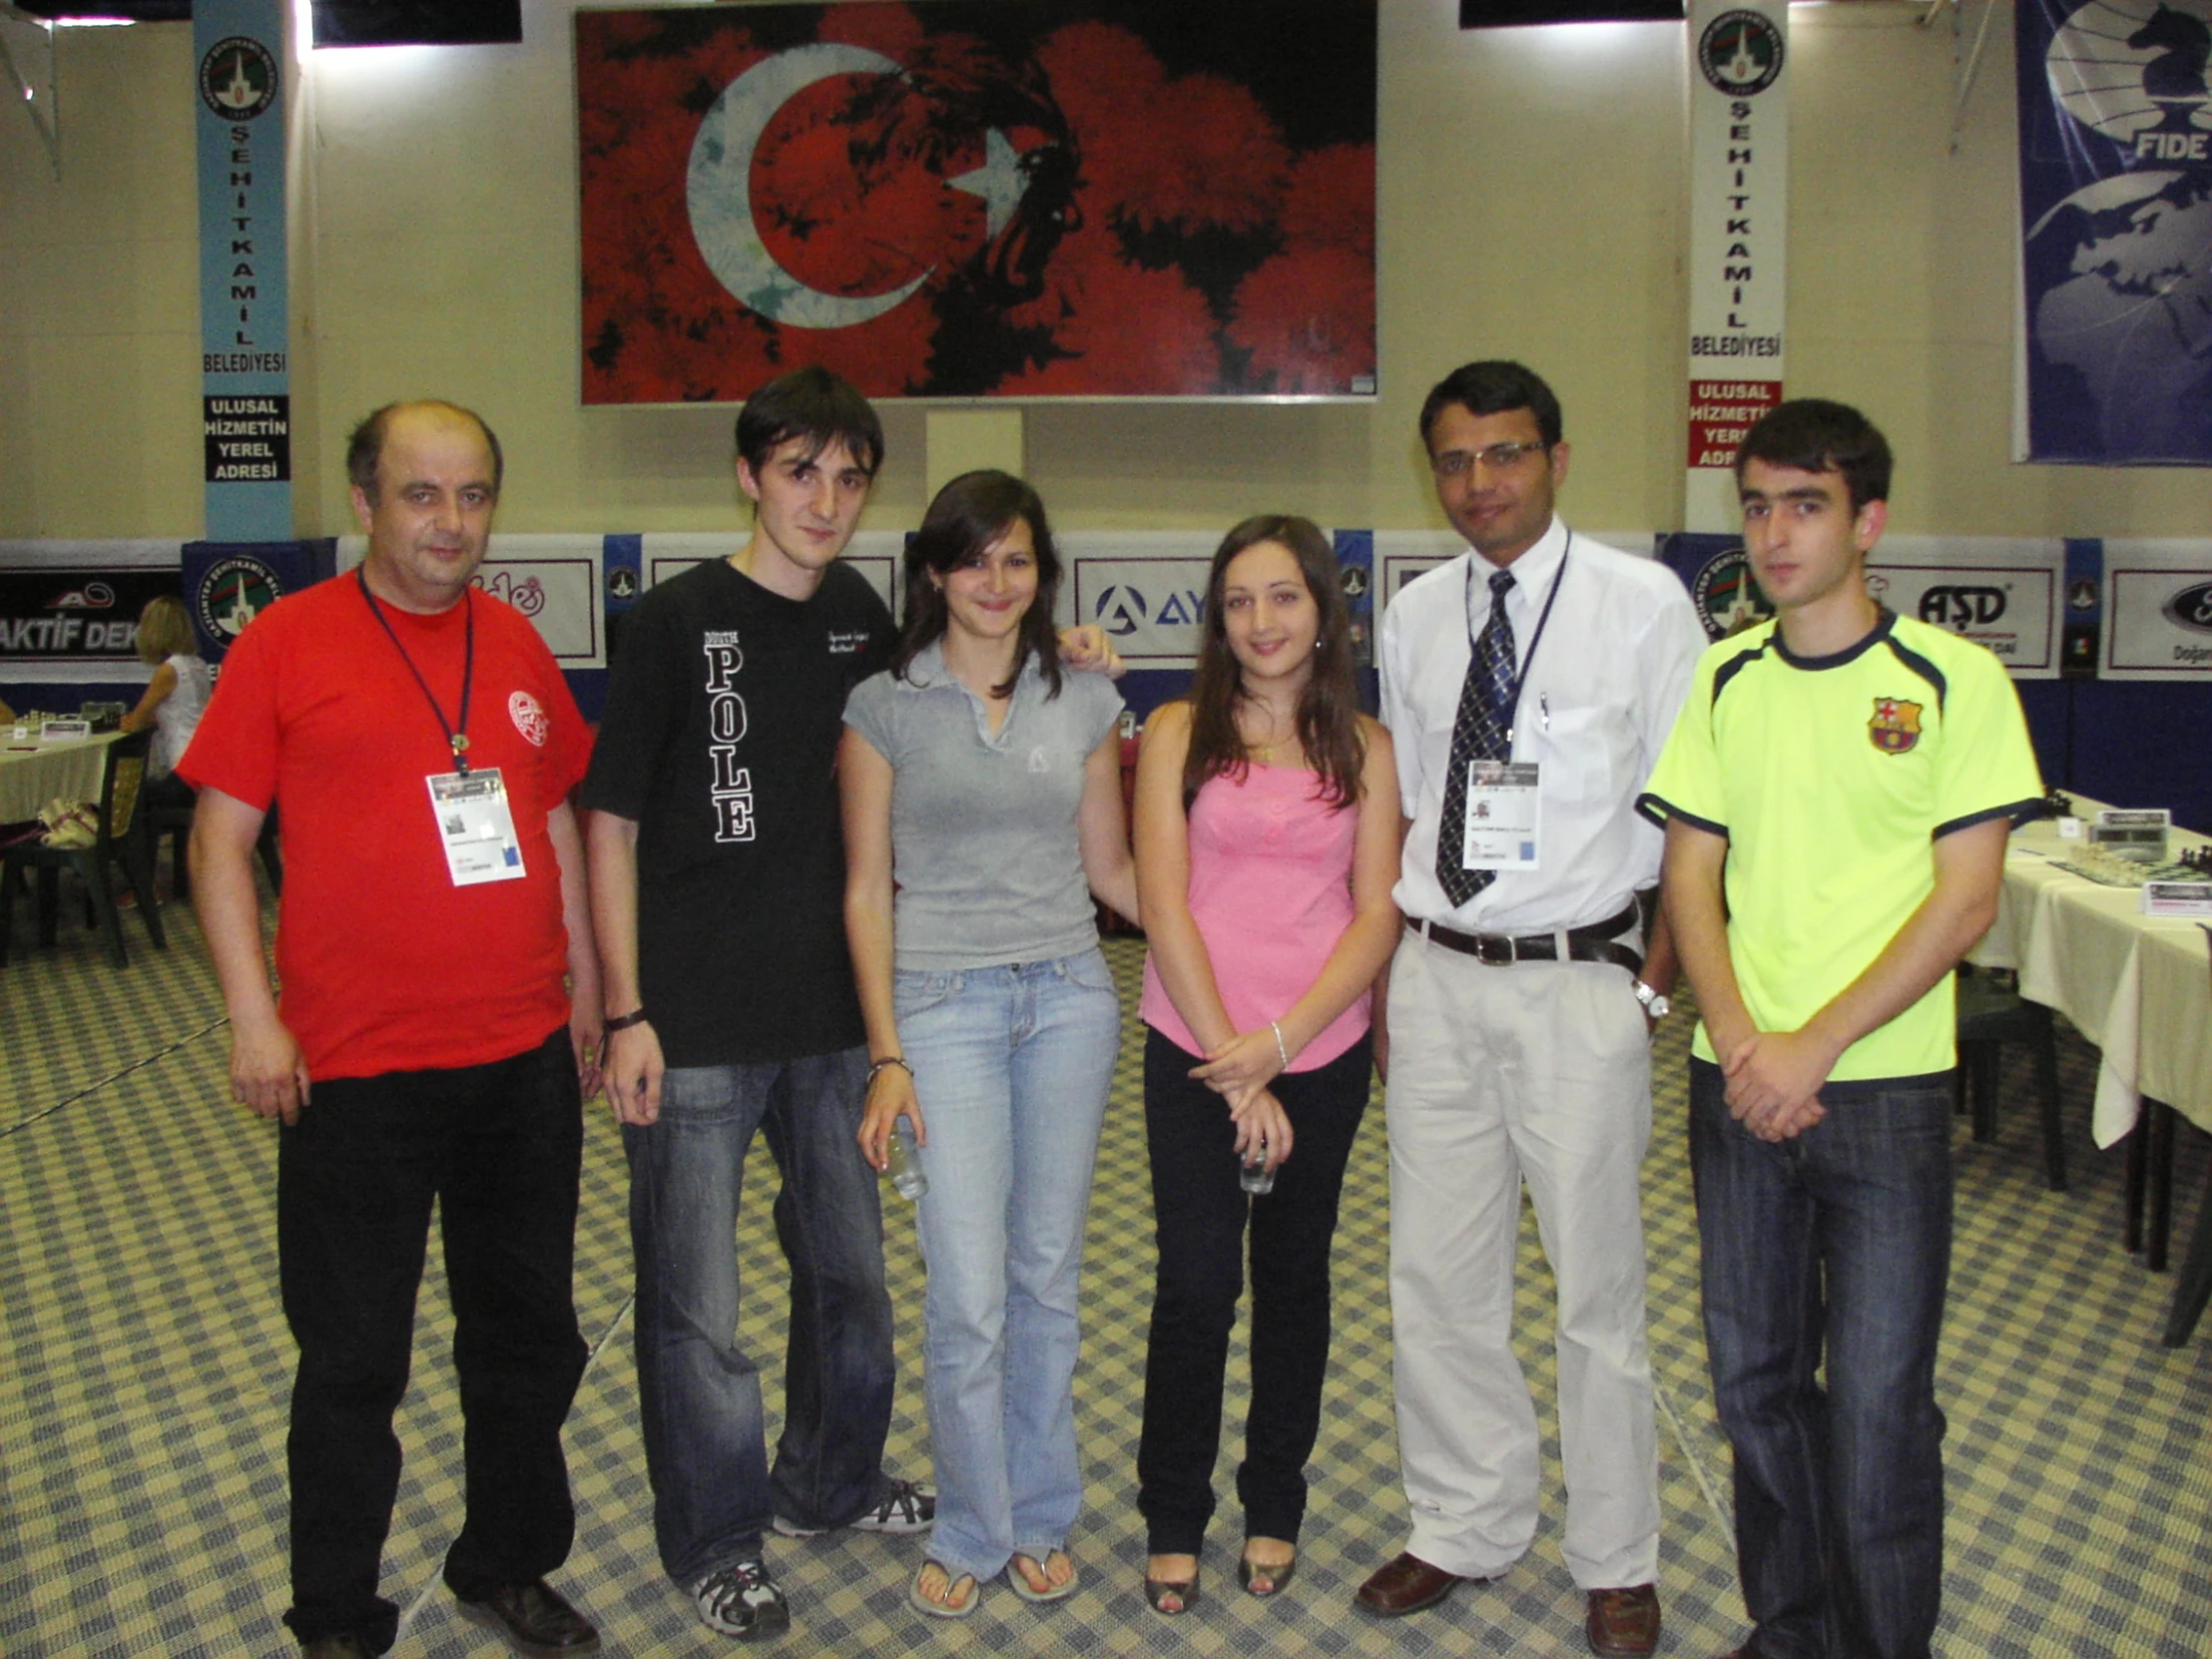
[867,1056,912,1083]
[602,1008,649,1035]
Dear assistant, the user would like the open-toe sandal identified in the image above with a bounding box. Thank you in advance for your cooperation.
[1239,1549,1297,1597]
[909,1561,980,1620]
[1144,1566,1200,1615]
[1007,1549,1078,1604]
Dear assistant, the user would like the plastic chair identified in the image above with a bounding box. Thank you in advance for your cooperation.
[0,728,167,968]
[1955,964,2066,1191]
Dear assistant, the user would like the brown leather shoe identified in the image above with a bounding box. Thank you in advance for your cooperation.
[1585,1583,1660,1656]
[1355,1551,1472,1617]
[454,1579,602,1657]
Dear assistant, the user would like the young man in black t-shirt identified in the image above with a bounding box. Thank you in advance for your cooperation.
[582,370,926,1642]
[584,369,1118,1641]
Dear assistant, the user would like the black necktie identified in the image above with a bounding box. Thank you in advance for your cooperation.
[1435,567,1517,906]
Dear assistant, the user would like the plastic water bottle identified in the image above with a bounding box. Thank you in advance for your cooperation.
[1240,1147,1276,1197]
[886,1118,928,1201]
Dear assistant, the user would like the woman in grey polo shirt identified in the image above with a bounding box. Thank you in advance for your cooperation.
[841,469,1140,1621]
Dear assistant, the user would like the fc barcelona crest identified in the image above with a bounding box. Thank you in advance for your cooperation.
[1869,697,1923,755]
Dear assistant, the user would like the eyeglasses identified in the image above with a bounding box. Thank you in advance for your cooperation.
[1430,441,1549,480]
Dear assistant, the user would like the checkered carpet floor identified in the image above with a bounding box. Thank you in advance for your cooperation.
[3,898,2209,1657]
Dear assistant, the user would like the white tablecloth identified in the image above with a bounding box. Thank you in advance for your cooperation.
[1974,807,2212,1144]
[0,732,122,826]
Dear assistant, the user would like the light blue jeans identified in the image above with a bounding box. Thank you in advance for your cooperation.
[896,948,1123,1584]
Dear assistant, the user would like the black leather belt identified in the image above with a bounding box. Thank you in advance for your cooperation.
[1406,902,1642,975]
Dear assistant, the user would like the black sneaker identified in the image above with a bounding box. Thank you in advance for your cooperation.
[773,1477,935,1538]
[692,1560,791,1642]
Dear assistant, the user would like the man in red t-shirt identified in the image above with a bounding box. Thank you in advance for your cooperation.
[182,401,604,1659]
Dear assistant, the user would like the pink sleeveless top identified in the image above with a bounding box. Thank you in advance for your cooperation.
[1140,762,1370,1070]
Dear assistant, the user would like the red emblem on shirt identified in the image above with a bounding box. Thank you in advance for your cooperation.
[1869,697,1923,755]
[509,690,550,749]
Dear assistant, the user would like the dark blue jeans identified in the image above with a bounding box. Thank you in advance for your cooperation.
[622,1046,895,1586]
[1137,1027,1373,1555]
[278,1027,588,1655]
[1689,1058,1953,1659]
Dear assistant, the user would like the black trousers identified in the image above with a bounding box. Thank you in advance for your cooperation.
[1136,1025,1372,1555]
[277,1026,588,1653]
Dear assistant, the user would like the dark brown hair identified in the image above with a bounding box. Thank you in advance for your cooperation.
[1183,514,1365,808]
[894,469,1064,700]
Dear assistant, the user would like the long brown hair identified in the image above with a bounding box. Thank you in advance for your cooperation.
[893,469,1064,700]
[1183,514,1364,808]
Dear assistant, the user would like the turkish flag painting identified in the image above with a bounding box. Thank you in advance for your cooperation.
[576,2,1377,402]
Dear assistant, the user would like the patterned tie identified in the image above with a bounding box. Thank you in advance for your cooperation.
[1434,567,1517,906]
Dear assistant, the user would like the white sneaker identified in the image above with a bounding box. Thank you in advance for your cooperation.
[772,1477,936,1538]
[692,1560,790,1642]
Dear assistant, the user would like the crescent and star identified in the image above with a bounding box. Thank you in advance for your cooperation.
[687,42,1039,330]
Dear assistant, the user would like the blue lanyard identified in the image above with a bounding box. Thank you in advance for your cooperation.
[1462,530,1570,750]
[358,566,476,774]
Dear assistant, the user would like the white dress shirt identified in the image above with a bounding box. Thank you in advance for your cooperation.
[1382,516,1706,935]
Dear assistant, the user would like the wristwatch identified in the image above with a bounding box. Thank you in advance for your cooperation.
[1631,980,1671,1019]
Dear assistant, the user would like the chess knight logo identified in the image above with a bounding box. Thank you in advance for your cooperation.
[1869,696,1924,755]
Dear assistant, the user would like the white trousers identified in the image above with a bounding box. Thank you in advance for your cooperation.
[1384,929,1661,1589]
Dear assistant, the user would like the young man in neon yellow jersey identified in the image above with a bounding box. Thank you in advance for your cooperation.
[1638,399,2043,1659]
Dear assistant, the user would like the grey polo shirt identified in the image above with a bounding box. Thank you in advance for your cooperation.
[843,642,1123,971]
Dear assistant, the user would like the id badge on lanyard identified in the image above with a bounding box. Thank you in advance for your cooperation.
[1460,759,1541,870]
[428,768,526,885]
[1453,535,1570,875]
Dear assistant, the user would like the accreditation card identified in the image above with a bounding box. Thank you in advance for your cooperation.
[427,769,526,886]
[1459,760,1541,872]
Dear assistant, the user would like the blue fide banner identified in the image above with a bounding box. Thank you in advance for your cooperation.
[2016,0,2212,464]
[195,0,292,539]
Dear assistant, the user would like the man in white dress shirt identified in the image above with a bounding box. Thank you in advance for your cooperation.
[1357,361,1707,1658]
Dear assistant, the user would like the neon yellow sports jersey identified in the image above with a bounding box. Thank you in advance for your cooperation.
[1638,610,2044,1081]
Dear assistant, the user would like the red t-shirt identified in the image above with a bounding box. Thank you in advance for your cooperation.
[181,572,592,1081]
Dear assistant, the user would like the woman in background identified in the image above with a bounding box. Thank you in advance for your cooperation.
[841,469,1139,1620]
[121,595,213,813]
[1131,514,1399,1613]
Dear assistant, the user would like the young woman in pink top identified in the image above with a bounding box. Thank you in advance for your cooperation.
[1131,515,1401,1613]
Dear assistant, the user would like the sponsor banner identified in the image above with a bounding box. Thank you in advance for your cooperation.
[1375,531,1464,617]
[195,0,290,539]
[0,562,186,667]
[637,533,900,621]
[2016,0,2212,464]
[2101,540,2212,678]
[337,535,609,668]
[1661,530,1768,638]
[1334,529,1376,668]
[1863,537,2062,678]
[575,1,1377,401]
[2062,536,2103,677]
[1064,535,1216,665]
[1662,531,2064,677]
[182,539,325,662]
[1685,1,1787,530]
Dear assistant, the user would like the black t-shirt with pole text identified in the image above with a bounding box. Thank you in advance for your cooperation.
[580,557,894,1065]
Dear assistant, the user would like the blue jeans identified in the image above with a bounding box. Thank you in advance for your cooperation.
[898,948,1123,1583]
[623,1046,895,1586]
[1689,1059,1953,1659]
